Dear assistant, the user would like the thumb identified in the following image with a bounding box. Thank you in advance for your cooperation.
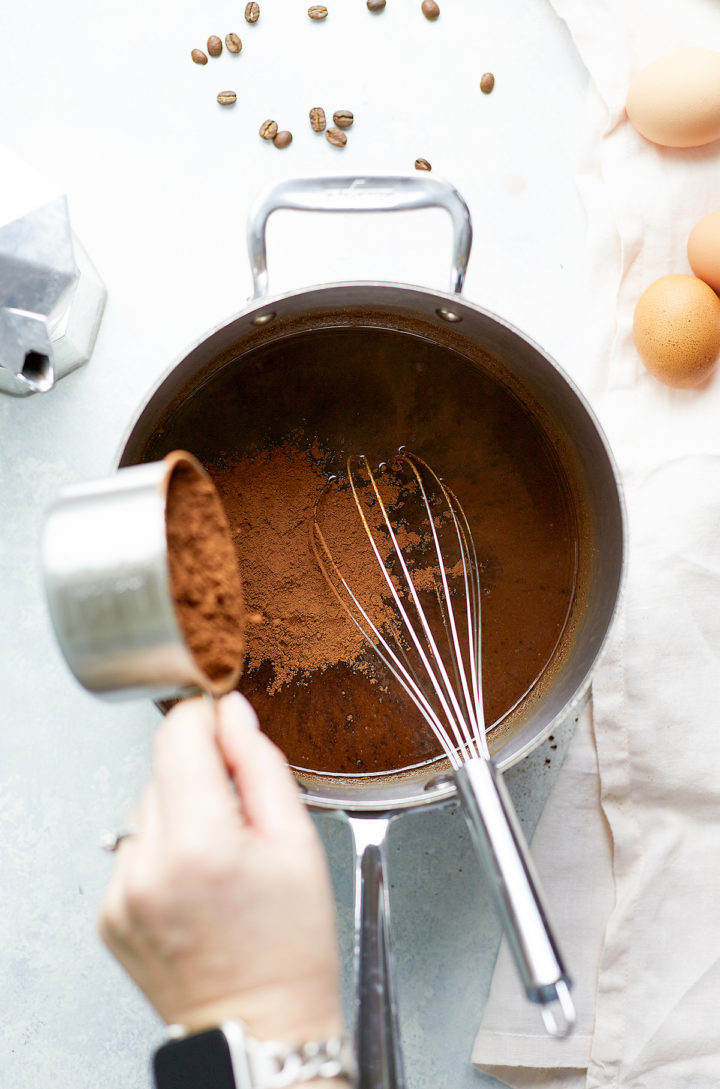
[215,692,311,839]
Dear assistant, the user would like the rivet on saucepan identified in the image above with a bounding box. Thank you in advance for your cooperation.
[436,307,462,323]
[424,773,454,791]
[252,311,277,326]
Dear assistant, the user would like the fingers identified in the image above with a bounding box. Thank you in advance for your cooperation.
[99,782,161,948]
[152,697,241,846]
[101,689,310,953]
[215,692,310,839]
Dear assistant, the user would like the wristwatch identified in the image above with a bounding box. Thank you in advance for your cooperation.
[153,1020,356,1089]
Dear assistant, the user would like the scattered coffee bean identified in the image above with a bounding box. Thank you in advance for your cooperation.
[414,158,432,171]
[225,33,242,53]
[207,35,223,56]
[326,126,347,147]
[480,72,495,94]
[308,5,328,19]
[421,0,440,19]
[217,90,237,106]
[309,107,327,132]
[332,109,353,129]
[245,2,260,22]
[259,119,279,140]
[273,130,293,148]
[367,0,386,10]
[191,48,208,65]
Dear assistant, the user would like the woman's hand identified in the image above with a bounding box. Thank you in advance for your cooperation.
[98,692,342,1044]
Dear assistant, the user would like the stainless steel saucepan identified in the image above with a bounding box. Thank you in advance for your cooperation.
[117,176,625,1089]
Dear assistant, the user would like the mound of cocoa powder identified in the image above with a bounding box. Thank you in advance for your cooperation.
[213,442,405,693]
[212,442,454,695]
[165,459,246,683]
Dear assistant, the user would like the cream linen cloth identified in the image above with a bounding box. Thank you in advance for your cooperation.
[473,2,720,1086]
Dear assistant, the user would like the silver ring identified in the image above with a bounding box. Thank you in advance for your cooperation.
[99,825,139,852]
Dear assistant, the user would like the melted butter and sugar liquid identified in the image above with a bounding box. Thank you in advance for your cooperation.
[140,326,580,776]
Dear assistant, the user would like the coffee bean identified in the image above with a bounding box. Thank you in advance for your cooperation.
[308,5,328,19]
[245,2,260,22]
[191,48,208,65]
[217,90,237,106]
[367,0,386,10]
[207,35,222,56]
[480,71,495,94]
[332,109,353,129]
[414,158,432,171]
[421,0,440,19]
[273,130,293,148]
[259,119,278,140]
[326,127,347,147]
[309,107,327,132]
[225,33,242,53]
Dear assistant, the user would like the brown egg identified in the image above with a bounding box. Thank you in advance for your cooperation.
[633,274,720,388]
[626,48,720,148]
[687,209,720,295]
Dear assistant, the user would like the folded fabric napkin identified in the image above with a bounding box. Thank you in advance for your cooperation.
[473,1,720,1085]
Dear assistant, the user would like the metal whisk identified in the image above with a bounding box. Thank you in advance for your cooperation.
[313,449,575,1037]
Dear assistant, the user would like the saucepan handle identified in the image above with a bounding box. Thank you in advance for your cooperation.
[346,814,406,1089]
[246,175,472,299]
[454,758,576,1038]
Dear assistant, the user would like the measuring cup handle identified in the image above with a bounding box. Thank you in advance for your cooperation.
[455,758,576,1038]
[246,175,473,299]
[347,814,406,1089]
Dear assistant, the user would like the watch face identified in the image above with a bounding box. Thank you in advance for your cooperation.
[154,1028,236,1089]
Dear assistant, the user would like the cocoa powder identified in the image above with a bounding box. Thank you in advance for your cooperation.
[213,442,458,696]
[165,459,245,683]
[214,442,395,693]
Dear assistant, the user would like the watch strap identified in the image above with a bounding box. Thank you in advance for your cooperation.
[237,1023,354,1088]
[154,1020,355,1089]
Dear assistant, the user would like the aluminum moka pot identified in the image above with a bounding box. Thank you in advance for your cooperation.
[0,146,106,396]
[42,450,242,701]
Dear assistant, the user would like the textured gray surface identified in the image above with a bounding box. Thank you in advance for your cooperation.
[0,0,588,1084]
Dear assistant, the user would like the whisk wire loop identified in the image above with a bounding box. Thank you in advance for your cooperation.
[347,454,482,764]
[313,451,491,767]
[440,474,488,758]
[312,490,462,765]
[386,456,484,762]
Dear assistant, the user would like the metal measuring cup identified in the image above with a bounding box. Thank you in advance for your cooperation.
[42,450,243,701]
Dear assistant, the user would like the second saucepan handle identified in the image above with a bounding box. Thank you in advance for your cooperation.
[347,814,406,1089]
[246,174,472,298]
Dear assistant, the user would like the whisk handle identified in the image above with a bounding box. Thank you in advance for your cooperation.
[347,815,406,1089]
[455,758,576,1038]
